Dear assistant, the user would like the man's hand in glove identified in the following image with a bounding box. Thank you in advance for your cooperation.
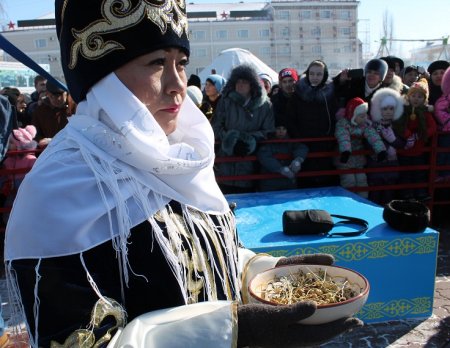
[237,302,363,348]
[289,158,303,174]
[280,166,295,180]
[376,150,387,162]
[340,151,351,164]
[233,140,250,156]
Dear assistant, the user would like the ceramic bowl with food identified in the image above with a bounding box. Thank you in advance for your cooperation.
[248,264,369,325]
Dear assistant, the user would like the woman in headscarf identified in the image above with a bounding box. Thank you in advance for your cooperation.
[4,1,362,347]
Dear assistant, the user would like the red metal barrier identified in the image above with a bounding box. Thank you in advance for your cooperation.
[215,131,450,224]
[1,134,449,227]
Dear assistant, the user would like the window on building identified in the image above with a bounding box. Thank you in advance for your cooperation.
[193,48,207,57]
[320,10,331,19]
[280,46,291,56]
[192,31,206,40]
[260,29,270,38]
[300,10,311,19]
[281,27,290,37]
[343,45,352,53]
[35,39,47,49]
[278,10,290,20]
[311,27,321,37]
[312,46,322,54]
[334,48,341,53]
[237,29,249,39]
[340,10,351,20]
[340,27,351,36]
[260,47,271,56]
[216,30,228,39]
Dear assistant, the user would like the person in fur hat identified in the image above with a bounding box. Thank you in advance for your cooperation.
[333,58,388,111]
[434,66,450,180]
[1,126,38,223]
[380,56,409,95]
[212,64,274,193]
[393,78,437,200]
[200,74,226,122]
[285,59,339,188]
[334,97,387,198]
[367,88,405,204]
[427,60,450,106]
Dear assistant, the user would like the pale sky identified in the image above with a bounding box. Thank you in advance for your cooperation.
[1,0,449,59]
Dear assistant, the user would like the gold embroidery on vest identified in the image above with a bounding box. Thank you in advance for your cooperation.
[68,0,188,69]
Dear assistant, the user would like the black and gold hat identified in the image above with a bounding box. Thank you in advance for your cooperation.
[55,0,190,103]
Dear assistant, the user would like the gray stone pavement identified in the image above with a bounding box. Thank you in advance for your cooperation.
[1,226,449,347]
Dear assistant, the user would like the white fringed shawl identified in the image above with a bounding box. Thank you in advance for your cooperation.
[4,73,241,346]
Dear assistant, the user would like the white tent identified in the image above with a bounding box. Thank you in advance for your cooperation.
[198,48,279,86]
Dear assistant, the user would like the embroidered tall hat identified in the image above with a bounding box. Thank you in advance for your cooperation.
[55,0,190,103]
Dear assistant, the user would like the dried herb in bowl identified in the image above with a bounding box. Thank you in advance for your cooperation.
[260,267,362,305]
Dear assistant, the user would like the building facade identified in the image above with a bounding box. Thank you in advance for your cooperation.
[0,0,362,86]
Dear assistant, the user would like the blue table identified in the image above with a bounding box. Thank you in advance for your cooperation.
[227,186,439,323]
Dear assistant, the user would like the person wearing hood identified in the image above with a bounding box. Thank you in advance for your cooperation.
[212,64,275,194]
[285,60,339,188]
[367,87,405,204]
[200,73,226,122]
[334,58,388,110]
[380,56,409,95]
[427,60,450,106]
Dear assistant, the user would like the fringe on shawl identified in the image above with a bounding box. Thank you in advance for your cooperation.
[5,146,241,347]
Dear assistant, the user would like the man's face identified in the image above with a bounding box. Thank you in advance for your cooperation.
[235,79,251,98]
[383,68,395,84]
[403,70,419,87]
[47,91,67,108]
[36,80,47,93]
[280,77,295,95]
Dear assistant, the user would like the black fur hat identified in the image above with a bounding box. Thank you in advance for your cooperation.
[364,59,388,80]
[222,64,263,99]
[55,0,190,103]
[427,60,450,74]
[383,200,430,233]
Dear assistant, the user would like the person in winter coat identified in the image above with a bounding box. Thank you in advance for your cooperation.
[271,68,298,127]
[367,88,405,204]
[212,64,274,193]
[334,97,387,198]
[433,66,450,180]
[393,78,437,200]
[334,59,388,110]
[1,126,38,223]
[380,56,409,95]
[257,120,308,192]
[427,60,450,106]
[4,1,362,347]
[200,74,226,122]
[286,60,338,188]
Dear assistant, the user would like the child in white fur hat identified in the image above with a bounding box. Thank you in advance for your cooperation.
[367,87,404,204]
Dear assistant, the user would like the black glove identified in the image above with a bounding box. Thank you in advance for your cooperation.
[377,150,388,162]
[275,253,335,267]
[233,140,250,157]
[237,302,363,348]
[340,151,351,164]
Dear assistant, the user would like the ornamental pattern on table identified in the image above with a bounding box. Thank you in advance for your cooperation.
[357,297,432,320]
[264,236,437,261]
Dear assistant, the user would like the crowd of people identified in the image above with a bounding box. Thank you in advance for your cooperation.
[185,57,450,204]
